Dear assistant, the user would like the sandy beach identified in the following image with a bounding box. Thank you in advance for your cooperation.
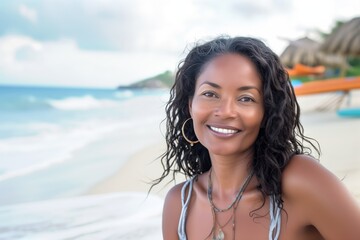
[87,90,360,201]
[86,140,174,197]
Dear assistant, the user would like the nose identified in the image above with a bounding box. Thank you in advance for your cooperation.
[214,97,237,119]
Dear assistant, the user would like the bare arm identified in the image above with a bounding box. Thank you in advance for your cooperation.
[283,155,360,240]
[162,183,183,240]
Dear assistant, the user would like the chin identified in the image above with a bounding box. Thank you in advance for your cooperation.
[207,146,240,157]
[204,142,254,158]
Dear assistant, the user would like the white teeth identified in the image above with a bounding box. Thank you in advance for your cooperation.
[210,126,239,134]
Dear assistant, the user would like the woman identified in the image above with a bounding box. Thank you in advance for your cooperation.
[154,36,360,240]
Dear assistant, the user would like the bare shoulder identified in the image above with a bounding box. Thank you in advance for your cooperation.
[282,154,360,240]
[162,181,186,240]
[282,154,333,197]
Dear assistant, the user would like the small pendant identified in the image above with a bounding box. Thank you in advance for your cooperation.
[214,229,224,240]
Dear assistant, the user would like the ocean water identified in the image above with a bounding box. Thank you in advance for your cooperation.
[0,85,167,239]
[0,85,168,202]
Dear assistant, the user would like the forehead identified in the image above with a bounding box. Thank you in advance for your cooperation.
[197,53,262,87]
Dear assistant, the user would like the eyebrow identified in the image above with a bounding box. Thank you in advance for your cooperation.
[200,81,261,93]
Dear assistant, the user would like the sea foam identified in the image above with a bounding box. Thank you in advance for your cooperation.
[0,192,163,240]
[0,119,129,182]
[47,95,119,110]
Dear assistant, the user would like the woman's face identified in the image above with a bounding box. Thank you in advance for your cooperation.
[189,53,264,157]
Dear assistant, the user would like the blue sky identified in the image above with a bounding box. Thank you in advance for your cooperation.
[0,0,359,88]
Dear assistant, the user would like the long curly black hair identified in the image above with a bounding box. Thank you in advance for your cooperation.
[153,36,320,211]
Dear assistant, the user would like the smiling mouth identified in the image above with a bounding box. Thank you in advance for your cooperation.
[208,126,240,135]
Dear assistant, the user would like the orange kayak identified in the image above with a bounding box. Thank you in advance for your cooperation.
[286,64,325,77]
[294,77,360,96]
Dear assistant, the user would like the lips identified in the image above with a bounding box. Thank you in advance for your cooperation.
[208,125,240,135]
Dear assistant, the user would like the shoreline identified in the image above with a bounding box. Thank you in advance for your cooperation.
[86,140,186,198]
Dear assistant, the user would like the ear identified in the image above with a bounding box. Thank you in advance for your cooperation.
[188,97,193,118]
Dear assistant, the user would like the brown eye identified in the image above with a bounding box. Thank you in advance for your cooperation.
[238,96,254,102]
[202,91,218,98]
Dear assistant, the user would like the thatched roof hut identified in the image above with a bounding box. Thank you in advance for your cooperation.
[280,37,344,68]
[320,17,360,56]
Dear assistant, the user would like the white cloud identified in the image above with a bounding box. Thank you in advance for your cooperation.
[18,4,38,23]
[0,35,179,88]
[1,0,359,87]
[77,0,196,53]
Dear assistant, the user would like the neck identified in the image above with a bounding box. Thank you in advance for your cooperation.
[209,151,255,198]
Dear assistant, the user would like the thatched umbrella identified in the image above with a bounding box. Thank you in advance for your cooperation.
[320,17,360,76]
[280,37,344,68]
[320,17,360,56]
[280,37,320,68]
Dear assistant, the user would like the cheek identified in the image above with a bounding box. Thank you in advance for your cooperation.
[191,106,207,128]
[245,109,264,129]
[190,98,208,118]
[189,100,210,134]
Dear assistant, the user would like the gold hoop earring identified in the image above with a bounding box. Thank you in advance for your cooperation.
[181,118,199,146]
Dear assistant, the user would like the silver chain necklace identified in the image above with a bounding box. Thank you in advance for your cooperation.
[207,169,254,240]
[207,169,254,212]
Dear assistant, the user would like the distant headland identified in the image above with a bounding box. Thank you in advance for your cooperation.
[118,70,174,89]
